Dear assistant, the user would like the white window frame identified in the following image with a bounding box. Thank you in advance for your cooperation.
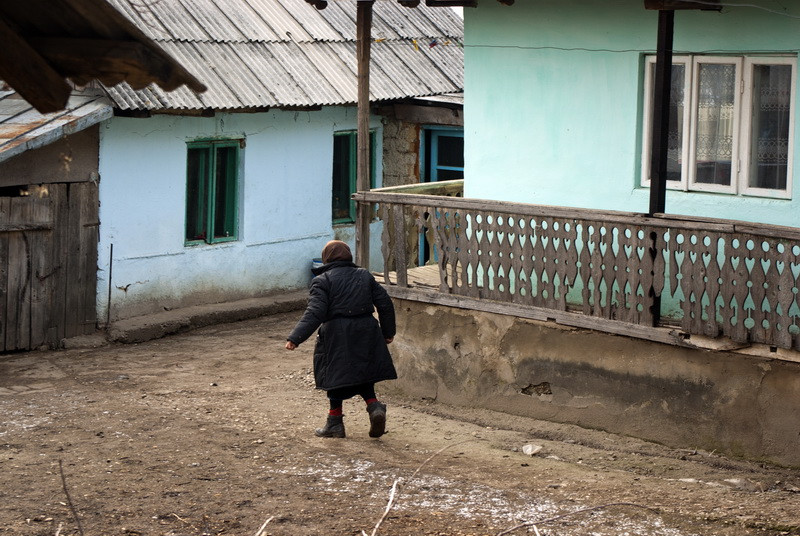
[687,56,741,195]
[641,55,691,191]
[641,54,795,200]
[739,56,796,199]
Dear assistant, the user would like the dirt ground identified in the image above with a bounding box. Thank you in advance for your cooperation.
[1,311,799,536]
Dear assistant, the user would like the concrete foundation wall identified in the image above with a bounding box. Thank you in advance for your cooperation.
[388,299,800,467]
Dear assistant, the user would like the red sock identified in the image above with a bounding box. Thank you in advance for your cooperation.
[364,398,378,405]
[329,408,343,417]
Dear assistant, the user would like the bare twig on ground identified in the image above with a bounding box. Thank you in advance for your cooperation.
[495,502,661,536]
[369,440,473,536]
[58,460,85,536]
[369,478,400,536]
[172,513,188,523]
[254,515,275,536]
[54,522,63,536]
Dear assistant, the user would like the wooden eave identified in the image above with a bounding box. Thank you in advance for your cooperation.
[304,0,513,9]
[644,0,721,9]
[0,0,206,114]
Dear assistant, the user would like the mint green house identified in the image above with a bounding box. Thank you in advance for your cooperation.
[464,0,798,227]
[364,0,800,466]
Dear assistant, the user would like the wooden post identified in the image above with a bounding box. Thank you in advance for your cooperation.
[648,9,673,217]
[355,0,374,270]
[648,9,674,326]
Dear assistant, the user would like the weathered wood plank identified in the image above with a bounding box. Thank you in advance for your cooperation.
[27,192,52,348]
[391,203,407,288]
[6,196,31,350]
[77,181,99,334]
[0,196,9,351]
[64,182,84,339]
[47,183,68,344]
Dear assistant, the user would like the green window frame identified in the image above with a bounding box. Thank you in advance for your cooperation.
[185,139,240,245]
[332,130,376,224]
[422,127,464,182]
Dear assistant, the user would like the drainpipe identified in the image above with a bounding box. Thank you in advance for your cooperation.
[648,9,674,325]
[355,0,374,270]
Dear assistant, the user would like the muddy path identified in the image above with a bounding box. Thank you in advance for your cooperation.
[1,312,799,536]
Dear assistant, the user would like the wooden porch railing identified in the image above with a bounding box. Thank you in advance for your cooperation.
[354,181,800,351]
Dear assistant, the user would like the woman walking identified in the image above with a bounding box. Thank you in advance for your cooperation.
[285,240,396,438]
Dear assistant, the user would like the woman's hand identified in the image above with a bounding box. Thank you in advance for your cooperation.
[285,341,297,350]
[385,337,394,344]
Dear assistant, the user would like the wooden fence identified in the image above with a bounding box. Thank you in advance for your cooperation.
[355,182,800,351]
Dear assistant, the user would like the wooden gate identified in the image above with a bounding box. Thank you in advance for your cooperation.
[0,182,98,351]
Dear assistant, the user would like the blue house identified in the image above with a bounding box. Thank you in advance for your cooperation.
[0,0,463,347]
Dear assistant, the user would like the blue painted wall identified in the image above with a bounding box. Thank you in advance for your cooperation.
[464,0,800,227]
[97,108,384,321]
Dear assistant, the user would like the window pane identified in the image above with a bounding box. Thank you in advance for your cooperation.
[186,147,209,241]
[436,135,464,169]
[437,169,464,181]
[332,134,353,222]
[749,64,791,190]
[667,64,685,181]
[213,145,237,239]
[694,63,736,185]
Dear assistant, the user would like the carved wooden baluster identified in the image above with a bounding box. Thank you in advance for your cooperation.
[599,225,616,319]
[537,217,554,309]
[559,219,578,312]
[488,212,502,301]
[644,226,661,326]
[532,217,546,307]
[491,214,508,301]
[730,235,751,343]
[686,234,704,334]
[460,211,475,296]
[588,223,605,316]
[462,211,478,298]
[762,239,786,345]
[520,217,535,306]
[748,237,768,344]
[505,216,524,305]
[670,232,692,332]
[578,221,593,316]
[448,209,464,292]
[792,246,800,351]
[392,204,408,288]
[379,203,392,285]
[477,211,491,299]
[718,236,736,341]
[611,226,629,322]
[702,233,722,338]
[774,239,794,349]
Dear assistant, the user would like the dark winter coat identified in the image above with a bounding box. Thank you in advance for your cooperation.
[287,261,397,391]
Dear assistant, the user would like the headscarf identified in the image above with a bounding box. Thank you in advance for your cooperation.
[321,240,353,264]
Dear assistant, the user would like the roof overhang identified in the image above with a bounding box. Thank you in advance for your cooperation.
[0,0,206,114]
[0,91,112,164]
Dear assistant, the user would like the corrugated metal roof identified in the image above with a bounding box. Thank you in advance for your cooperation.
[0,92,112,163]
[103,0,463,111]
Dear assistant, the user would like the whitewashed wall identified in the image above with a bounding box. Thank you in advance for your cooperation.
[97,107,384,322]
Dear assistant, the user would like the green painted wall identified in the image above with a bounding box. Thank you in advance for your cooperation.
[464,0,800,227]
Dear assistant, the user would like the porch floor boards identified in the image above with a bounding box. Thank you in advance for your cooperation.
[375,264,441,289]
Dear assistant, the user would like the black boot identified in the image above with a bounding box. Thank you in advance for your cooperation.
[366,402,387,438]
[315,415,345,438]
